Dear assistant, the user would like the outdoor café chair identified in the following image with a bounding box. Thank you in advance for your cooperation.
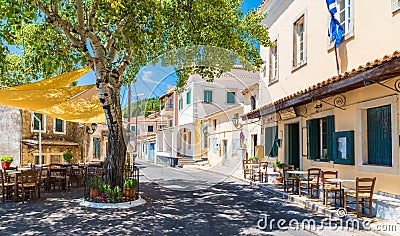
[344,177,376,218]
[1,169,15,203]
[282,164,298,194]
[298,168,321,198]
[321,170,343,206]
[18,169,39,202]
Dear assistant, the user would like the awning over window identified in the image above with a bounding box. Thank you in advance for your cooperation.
[0,67,106,123]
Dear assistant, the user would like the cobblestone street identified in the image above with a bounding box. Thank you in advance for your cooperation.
[0,161,379,235]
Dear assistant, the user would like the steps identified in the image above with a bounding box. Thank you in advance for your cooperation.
[178,157,195,167]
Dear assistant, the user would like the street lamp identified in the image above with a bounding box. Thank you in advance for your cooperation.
[81,123,98,134]
[231,115,242,129]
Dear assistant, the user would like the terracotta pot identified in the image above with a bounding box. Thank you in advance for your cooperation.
[275,176,283,183]
[124,188,136,199]
[90,189,100,199]
[1,162,11,169]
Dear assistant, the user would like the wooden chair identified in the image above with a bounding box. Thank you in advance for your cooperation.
[321,170,343,206]
[49,168,70,191]
[282,164,298,194]
[242,160,252,180]
[298,168,321,198]
[344,177,376,218]
[18,169,39,202]
[1,169,15,203]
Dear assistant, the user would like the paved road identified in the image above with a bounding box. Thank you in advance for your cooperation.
[0,161,379,235]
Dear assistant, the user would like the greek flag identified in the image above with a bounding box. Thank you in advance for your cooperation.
[326,0,343,46]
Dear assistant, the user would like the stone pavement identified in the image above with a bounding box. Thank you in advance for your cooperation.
[0,161,386,235]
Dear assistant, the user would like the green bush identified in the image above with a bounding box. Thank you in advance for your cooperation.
[124,178,138,189]
[0,156,13,163]
[62,152,73,162]
[87,176,101,190]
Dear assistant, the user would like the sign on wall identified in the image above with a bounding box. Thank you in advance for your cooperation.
[279,107,297,120]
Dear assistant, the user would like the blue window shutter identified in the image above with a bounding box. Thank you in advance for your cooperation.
[326,115,335,161]
[204,90,213,103]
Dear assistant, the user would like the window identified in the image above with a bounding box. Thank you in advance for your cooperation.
[269,41,278,83]
[186,91,191,104]
[251,96,257,110]
[204,90,213,103]
[307,116,335,161]
[93,137,101,159]
[148,125,154,132]
[131,125,136,132]
[178,98,183,110]
[32,113,45,131]
[168,98,173,108]
[213,119,217,130]
[169,119,173,127]
[54,118,65,133]
[227,92,236,104]
[337,0,352,36]
[35,155,45,165]
[265,126,278,157]
[293,15,306,69]
[333,131,354,165]
[367,105,392,166]
[50,155,61,164]
[392,0,400,13]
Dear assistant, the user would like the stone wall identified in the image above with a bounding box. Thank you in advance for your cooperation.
[0,106,22,166]
[21,110,85,165]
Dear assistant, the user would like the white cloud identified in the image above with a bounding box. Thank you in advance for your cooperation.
[141,71,158,84]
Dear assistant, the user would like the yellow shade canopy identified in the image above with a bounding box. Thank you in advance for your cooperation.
[0,67,106,123]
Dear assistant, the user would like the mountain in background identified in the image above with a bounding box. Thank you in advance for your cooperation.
[122,97,160,118]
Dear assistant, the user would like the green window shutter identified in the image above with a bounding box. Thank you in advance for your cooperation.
[271,126,278,157]
[131,125,135,132]
[186,91,191,104]
[227,92,235,104]
[265,127,273,156]
[94,138,100,159]
[178,98,183,110]
[307,119,320,159]
[55,119,63,132]
[265,126,278,157]
[204,90,213,103]
[326,115,335,161]
[33,113,43,130]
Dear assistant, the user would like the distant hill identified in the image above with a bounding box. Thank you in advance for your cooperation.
[122,97,160,118]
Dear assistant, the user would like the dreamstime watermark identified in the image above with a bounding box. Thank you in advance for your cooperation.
[256,208,398,232]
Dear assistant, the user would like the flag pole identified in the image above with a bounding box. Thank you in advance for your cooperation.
[334,46,340,75]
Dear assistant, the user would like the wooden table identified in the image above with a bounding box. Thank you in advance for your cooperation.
[326,178,355,207]
[286,170,308,175]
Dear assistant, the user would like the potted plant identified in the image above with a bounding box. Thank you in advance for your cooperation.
[272,160,283,183]
[124,178,138,199]
[248,156,259,163]
[88,176,101,199]
[62,151,73,164]
[0,156,13,168]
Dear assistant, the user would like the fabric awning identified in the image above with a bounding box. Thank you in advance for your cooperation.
[0,67,106,123]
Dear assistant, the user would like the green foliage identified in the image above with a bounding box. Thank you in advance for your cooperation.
[100,183,122,203]
[124,178,138,189]
[0,156,13,163]
[0,0,271,87]
[272,160,282,169]
[87,176,101,190]
[248,156,258,162]
[122,97,160,118]
[62,152,73,162]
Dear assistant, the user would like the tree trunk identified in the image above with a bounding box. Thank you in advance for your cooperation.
[95,67,126,188]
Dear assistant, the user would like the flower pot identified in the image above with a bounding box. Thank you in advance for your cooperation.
[1,162,11,169]
[90,189,100,199]
[275,176,283,183]
[124,188,136,199]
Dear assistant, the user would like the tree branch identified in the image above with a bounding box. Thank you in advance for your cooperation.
[75,0,85,29]
[88,0,99,31]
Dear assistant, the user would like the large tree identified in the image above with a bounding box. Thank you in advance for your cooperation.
[0,0,271,187]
